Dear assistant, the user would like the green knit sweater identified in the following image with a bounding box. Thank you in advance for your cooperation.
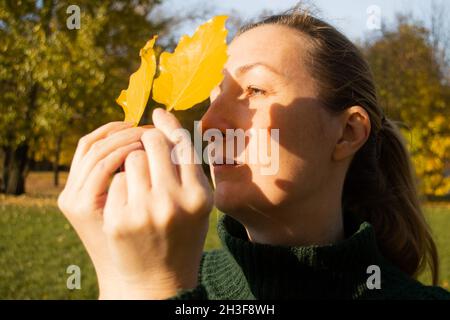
[171,214,450,300]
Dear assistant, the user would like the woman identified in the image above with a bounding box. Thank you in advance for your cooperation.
[58,9,450,299]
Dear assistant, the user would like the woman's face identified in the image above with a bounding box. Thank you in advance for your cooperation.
[201,24,342,220]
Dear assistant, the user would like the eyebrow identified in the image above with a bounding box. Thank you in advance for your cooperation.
[234,62,284,78]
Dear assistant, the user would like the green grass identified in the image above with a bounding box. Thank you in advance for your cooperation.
[418,206,450,286]
[0,204,97,299]
[0,200,448,299]
[0,203,222,299]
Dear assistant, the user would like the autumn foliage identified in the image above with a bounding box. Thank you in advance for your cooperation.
[364,18,450,197]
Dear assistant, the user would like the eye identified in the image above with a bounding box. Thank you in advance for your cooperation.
[246,86,266,97]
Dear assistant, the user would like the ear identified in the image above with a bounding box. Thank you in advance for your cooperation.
[332,106,371,161]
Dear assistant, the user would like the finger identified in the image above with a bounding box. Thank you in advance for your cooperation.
[124,150,151,205]
[67,122,133,185]
[83,142,143,197]
[141,128,180,187]
[152,108,206,187]
[152,108,183,139]
[74,127,146,190]
[105,172,128,210]
[72,122,134,169]
[104,172,128,233]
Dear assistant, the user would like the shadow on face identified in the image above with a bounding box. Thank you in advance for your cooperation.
[200,24,342,229]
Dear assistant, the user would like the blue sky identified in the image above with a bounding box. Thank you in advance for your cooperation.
[157,0,441,41]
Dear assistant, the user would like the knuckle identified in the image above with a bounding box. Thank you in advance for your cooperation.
[58,192,91,219]
[130,194,152,214]
[152,198,179,226]
[130,216,153,233]
[103,216,151,239]
[89,140,104,153]
[57,191,68,213]
[102,221,124,239]
[126,150,146,164]
[185,187,213,215]
[154,209,177,229]
[95,159,107,172]
[172,130,191,146]
[75,202,94,218]
[132,126,147,135]
[102,212,126,238]
[142,129,166,147]
[77,135,89,149]
[164,201,179,216]
[111,172,126,188]
[156,193,177,213]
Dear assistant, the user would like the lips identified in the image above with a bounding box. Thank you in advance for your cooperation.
[212,158,243,166]
[208,140,244,167]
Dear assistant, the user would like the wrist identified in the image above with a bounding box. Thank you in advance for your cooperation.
[118,272,199,300]
[96,268,123,300]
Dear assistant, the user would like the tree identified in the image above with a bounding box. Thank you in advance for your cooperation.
[0,0,171,194]
[364,16,450,197]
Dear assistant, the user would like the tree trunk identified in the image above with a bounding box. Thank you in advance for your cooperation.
[0,147,9,193]
[53,134,63,187]
[3,81,38,195]
[4,144,29,195]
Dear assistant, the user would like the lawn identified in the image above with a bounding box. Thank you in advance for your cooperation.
[0,172,448,299]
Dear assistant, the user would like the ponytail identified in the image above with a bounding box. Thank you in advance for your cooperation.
[343,117,439,284]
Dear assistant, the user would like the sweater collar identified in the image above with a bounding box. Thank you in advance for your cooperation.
[215,213,385,299]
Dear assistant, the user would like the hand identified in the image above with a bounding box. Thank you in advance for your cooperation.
[57,122,146,298]
[102,108,213,299]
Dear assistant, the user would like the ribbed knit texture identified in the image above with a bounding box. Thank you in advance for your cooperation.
[171,214,450,300]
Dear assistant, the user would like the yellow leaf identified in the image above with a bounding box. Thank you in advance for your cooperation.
[116,35,158,126]
[153,16,228,111]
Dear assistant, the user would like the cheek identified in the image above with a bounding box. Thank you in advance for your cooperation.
[248,109,335,205]
[276,102,337,171]
[212,103,336,212]
[244,147,308,207]
[279,109,327,159]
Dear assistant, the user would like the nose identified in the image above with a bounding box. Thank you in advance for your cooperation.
[200,91,233,135]
[201,68,246,135]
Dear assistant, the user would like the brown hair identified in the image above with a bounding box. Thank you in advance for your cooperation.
[238,7,439,284]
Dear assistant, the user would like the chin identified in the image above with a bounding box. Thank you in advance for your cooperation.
[213,181,250,214]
